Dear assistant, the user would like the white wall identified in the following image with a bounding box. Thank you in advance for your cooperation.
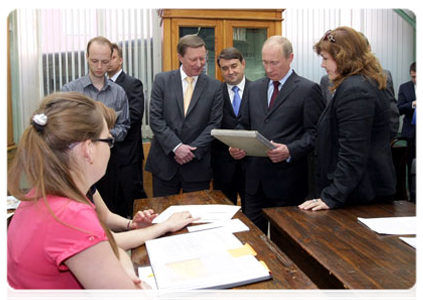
[282,8,416,98]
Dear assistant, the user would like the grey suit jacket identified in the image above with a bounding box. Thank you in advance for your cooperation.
[145,70,223,182]
[239,71,325,201]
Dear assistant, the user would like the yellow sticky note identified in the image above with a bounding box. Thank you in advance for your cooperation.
[259,260,271,273]
[228,243,257,258]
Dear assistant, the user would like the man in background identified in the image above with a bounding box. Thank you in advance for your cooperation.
[211,47,250,210]
[62,36,130,213]
[145,34,223,197]
[397,62,416,202]
[107,43,147,217]
[230,36,325,233]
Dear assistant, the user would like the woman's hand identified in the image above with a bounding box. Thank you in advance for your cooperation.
[131,209,158,229]
[164,211,200,232]
[298,198,330,211]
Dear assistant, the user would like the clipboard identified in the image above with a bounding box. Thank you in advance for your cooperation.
[211,129,276,157]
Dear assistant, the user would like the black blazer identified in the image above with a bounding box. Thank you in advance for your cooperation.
[397,80,416,139]
[316,75,396,208]
[211,79,250,183]
[113,71,144,166]
[239,71,325,201]
[145,70,223,182]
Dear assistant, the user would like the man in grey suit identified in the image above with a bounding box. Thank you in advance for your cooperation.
[230,36,325,233]
[145,35,223,197]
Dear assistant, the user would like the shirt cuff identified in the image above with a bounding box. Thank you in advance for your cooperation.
[173,143,182,153]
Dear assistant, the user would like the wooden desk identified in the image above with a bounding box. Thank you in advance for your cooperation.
[263,201,416,289]
[131,190,317,289]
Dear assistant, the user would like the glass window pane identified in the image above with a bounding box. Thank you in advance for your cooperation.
[233,28,267,81]
[179,27,215,78]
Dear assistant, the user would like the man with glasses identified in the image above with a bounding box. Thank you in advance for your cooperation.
[62,36,130,214]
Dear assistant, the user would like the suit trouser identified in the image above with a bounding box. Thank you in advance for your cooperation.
[117,161,147,218]
[152,173,210,197]
[244,182,302,234]
[96,148,119,213]
[212,162,246,210]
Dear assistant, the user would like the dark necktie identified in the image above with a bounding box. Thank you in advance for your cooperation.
[268,81,280,110]
[232,86,241,116]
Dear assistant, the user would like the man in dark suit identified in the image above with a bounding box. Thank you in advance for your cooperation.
[230,36,325,233]
[397,62,416,202]
[108,43,147,217]
[211,47,250,209]
[145,34,223,197]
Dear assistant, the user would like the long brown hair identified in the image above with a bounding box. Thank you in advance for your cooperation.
[314,26,386,91]
[8,92,119,257]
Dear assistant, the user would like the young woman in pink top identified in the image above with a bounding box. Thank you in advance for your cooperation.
[7,92,196,289]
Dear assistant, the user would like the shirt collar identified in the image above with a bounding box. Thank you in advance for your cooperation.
[268,68,293,88]
[227,76,246,92]
[83,73,110,90]
[180,66,199,82]
[109,69,123,82]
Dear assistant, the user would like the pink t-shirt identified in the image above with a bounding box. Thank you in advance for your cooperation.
[7,195,108,289]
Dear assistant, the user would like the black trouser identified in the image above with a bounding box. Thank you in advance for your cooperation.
[152,174,210,197]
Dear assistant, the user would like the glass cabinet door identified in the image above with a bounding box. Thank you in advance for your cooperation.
[179,27,216,78]
[232,28,267,80]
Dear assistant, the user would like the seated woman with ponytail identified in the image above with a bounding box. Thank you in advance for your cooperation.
[7,92,196,289]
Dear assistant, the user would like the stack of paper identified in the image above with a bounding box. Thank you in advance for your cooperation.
[152,205,240,224]
[357,216,417,249]
[145,228,271,290]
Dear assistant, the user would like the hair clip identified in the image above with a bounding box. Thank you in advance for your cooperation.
[31,113,48,132]
[323,30,336,43]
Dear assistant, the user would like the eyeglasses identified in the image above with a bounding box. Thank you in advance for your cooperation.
[93,137,115,148]
[323,30,336,43]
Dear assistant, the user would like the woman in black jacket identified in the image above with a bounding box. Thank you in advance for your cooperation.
[299,26,396,211]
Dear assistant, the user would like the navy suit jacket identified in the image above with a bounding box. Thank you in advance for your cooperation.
[114,71,144,165]
[316,75,396,208]
[239,71,325,201]
[211,79,250,183]
[145,70,223,182]
[397,80,416,138]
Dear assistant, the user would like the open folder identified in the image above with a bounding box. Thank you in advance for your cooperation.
[145,228,272,290]
[211,129,276,157]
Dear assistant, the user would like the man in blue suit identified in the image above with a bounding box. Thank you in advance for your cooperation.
[397,62,416,202]
[146,35,223,197]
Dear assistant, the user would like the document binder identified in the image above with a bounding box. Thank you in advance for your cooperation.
[211,129,276,157]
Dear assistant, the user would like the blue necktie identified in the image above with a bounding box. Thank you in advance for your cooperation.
[232,86,241,116]
[412,109,416,125]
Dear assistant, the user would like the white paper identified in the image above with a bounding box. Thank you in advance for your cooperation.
[187,218,249,233]
[7,212,14,219]
[145,228,270,290]
[7,196,21,210]
[152,205,241,224]
[357,216,416,235]
[399,237,416,249]
[137,266,158,290]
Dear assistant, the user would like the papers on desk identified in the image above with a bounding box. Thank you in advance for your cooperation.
[211,129,276,157]
[400,237,416,249]
[187,218,249,233]
[145,228,271,290]
[357,216,416,235]
[358,216,417,249]
[7,196,20,210]
[152,205,240,224]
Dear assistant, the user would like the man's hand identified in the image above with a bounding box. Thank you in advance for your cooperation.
[174,144,197,165]
[229,147,246,160]
[267,141,290,163]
